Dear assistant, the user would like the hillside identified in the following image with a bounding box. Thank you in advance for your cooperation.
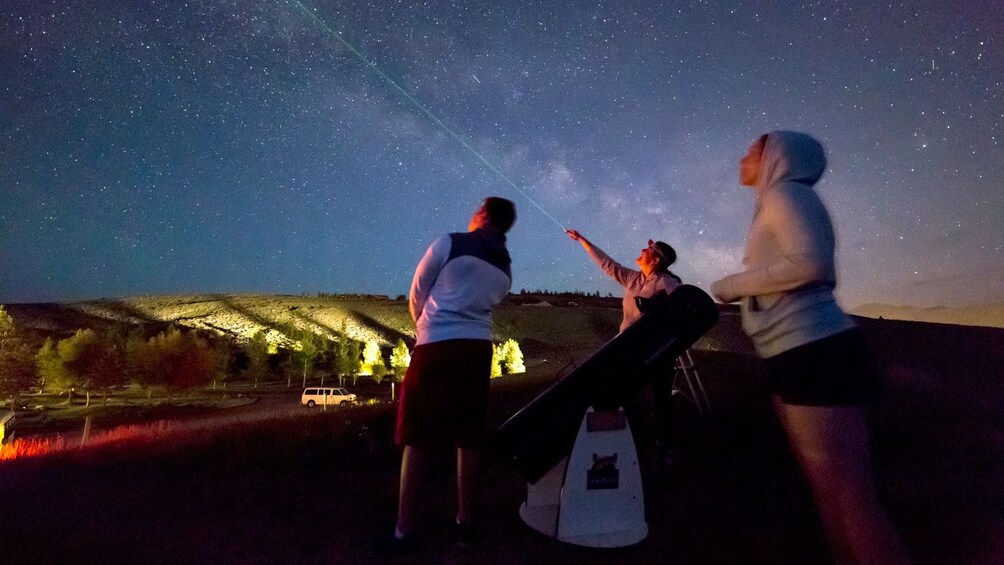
[852,302,1004,329]
[5,294,409,346]
[3,294,626,358]
[4,293,763,367]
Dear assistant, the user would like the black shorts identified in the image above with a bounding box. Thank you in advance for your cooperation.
[765,329,880,406]
[394,339,493,449]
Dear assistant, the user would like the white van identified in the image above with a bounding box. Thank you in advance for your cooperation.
[301,387,357,407]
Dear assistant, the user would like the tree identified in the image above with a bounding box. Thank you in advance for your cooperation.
[0,307,39,401]
[126,330,160,397]
[163,330,216,393]
[334,336,361,386]
[211,337,240,389]
[389,339,411,379]
[359,340,386,378]
[244,330,270,388]
[370,361,389,384]
[0,306,15,340]
[315,337,334,386]
[127,326,217,399]
[291,327,321,389]
[37,337,72,394]
[54,329,126,407]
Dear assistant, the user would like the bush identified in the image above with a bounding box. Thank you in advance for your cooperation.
[491,339,525,378]
[499,339,526,374]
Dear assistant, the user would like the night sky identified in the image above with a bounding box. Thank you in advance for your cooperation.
[3,1,1002,308]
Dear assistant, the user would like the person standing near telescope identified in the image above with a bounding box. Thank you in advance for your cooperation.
[565,230,683,467]
[565,231,682,333]
[711,131,910,564]
[390,197,516,554]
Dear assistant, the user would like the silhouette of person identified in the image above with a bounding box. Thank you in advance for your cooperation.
[712,131,910,564]
[391,197,515,554]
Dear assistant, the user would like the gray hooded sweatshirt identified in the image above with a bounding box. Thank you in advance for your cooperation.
[715,131,855,358]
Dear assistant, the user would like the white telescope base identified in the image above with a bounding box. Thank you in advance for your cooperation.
[518,407,647,548]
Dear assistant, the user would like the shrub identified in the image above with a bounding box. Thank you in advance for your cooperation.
[490,345,502,378]
[499,338,526,374]
[491,339,525,378]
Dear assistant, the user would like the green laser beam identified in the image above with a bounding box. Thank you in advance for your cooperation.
[290,0,567,231]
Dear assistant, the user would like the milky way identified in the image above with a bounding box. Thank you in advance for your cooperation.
[2,0,1002,308]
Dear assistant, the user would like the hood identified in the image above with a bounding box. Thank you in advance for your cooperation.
[756,131,827,193]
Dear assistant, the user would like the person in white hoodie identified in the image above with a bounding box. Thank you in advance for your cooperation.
[712,131,909,564]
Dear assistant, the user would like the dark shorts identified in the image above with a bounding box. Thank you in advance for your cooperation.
[394,339,493,449]
[765,329,880,406]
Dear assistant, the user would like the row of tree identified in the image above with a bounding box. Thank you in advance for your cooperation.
[517,289,615,297]
[35,326,219,405]
[0,306,526,406]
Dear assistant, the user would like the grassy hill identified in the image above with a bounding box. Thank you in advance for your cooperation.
[5,293,749,361]
[852,302,1004,329]
[5,293,624,352]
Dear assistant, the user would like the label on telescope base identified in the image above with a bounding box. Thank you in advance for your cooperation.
[587,453,620,490]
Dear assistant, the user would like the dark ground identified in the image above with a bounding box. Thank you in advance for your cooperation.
[0,317,1001,564]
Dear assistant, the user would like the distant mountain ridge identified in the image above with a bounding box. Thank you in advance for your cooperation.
[851,302,1004,329]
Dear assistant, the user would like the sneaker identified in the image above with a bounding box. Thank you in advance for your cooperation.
[376,530,421,557]
[454,521,480,548]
